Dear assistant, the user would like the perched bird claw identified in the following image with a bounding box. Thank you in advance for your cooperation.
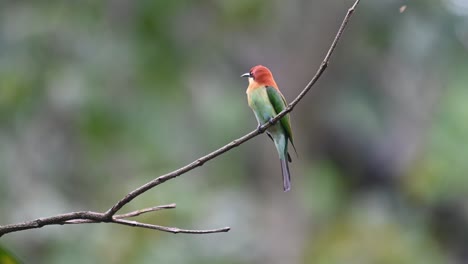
[268,118,275,126]
[257,124,264,133]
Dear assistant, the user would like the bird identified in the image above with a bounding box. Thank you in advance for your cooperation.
[241,65,296,192]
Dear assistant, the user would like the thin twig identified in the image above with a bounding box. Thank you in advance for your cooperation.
[64,204,177,224]
[0,204,228,235]
[0,0,361,237]
[0,211,105,235]
[113,219,231,234]
[114,203,177,219]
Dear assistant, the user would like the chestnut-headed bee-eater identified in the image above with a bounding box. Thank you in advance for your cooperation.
[241,65,296,192]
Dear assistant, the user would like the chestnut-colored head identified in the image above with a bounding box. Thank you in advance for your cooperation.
[241,65,278,89]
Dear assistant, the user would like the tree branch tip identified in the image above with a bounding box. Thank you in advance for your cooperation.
[350,0,361,10]
[114,203,177,219]
[148,203,177,209]
[218,227,231,232]
[174,226,231,234]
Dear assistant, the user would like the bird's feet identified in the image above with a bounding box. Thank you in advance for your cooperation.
[257,118,276,133]
[268,118,276,126]
[257,124,265,133]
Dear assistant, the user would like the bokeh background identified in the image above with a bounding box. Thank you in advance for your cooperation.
[1,0,468,263]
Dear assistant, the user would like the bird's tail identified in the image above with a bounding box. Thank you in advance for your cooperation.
[280,158,291,192]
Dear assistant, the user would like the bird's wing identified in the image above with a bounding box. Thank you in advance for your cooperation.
[266,86,297,154]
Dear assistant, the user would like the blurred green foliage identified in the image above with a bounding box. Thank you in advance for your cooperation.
[0,245,21,264]
[1,0,468,263]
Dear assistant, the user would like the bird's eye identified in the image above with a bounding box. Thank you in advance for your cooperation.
[250,72,254,78]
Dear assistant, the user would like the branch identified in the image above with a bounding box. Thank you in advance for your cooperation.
[0,204,230,235]
[64,204,177,224]
[113,219,230,234]
[0,0,360,237]
[114,203,177,219]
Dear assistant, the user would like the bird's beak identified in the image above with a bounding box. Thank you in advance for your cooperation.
[241,72,251,78]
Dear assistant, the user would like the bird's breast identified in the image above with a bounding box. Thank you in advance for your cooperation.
[247,87,277,124]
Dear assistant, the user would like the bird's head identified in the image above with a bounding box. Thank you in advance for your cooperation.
[241,65,278,88]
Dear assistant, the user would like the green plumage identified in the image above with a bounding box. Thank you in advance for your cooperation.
[266,87,296,151]
[247,85,296,191]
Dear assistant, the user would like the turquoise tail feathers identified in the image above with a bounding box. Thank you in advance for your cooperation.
[280,158,291,192]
